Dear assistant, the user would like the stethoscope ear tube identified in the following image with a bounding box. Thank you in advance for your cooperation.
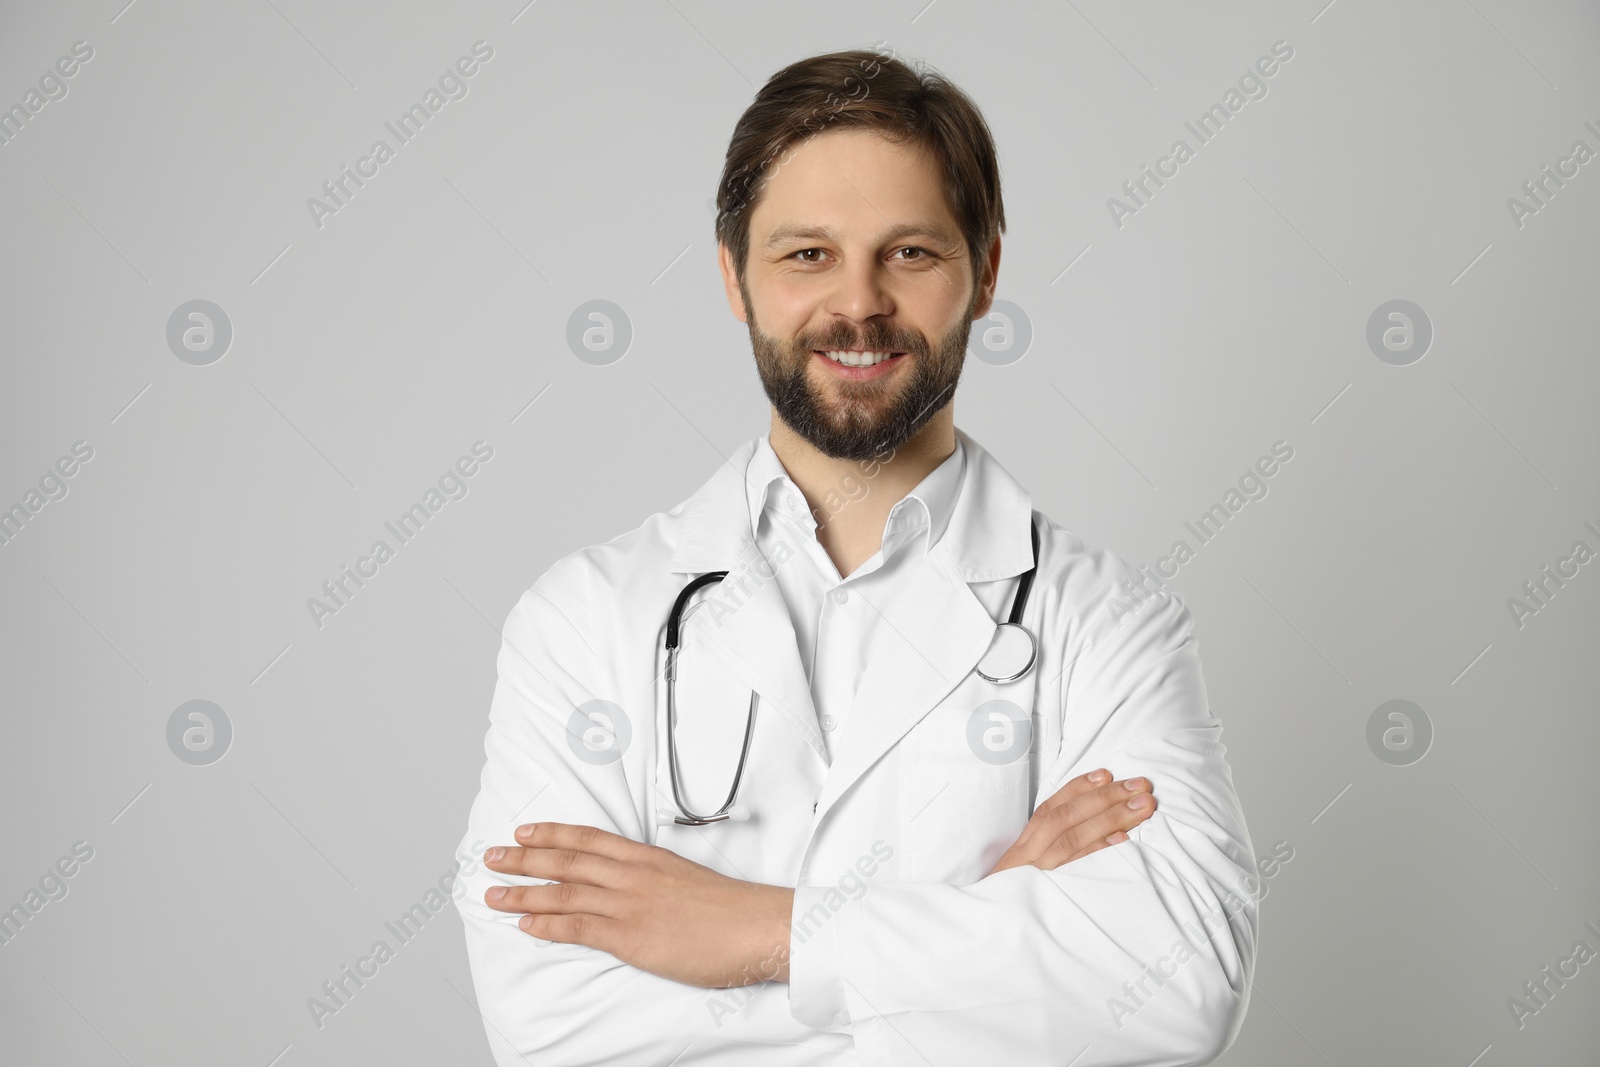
[1007,518,1041,626]
[666,570,727,650]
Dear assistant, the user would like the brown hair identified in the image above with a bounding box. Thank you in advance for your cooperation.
[715,46,1005,297]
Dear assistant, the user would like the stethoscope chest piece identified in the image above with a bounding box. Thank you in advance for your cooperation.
[975,620,1036,683]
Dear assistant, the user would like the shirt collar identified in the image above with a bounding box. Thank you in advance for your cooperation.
[744,432,966,558]
[671,427,1032,582]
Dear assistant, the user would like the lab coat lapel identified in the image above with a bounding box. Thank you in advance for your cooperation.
[815,428,1036,821]
[669,442,829,763]
[812,544,996,820]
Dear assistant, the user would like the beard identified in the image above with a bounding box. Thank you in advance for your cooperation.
[743,285,974,462]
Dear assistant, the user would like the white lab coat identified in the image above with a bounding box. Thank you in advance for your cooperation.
[454,427,1258,1066]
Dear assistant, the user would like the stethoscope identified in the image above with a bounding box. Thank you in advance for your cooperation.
[658,517,1041,826]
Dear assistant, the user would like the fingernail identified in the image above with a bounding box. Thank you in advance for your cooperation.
[1124,777,1146,791]
[486,847,504,863]
[486,886,506,902]
[1129,793,1152,810]
[1089,769,1109,783]
[516,823,537,839]
[519,915,533,931]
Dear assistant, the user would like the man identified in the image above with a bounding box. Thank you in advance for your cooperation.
[454,47,1257,1065]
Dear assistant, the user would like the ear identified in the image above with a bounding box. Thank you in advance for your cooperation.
[970,234,1002,319]
[717,242,748,323]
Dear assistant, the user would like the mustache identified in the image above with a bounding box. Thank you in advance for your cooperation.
[800,333,922,355]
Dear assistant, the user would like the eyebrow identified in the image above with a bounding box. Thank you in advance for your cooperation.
[763,221,961,250]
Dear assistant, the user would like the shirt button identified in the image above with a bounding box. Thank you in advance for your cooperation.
[832,1010,849,1027]
[831,587,849,605]
[820,714,837,731]
[785,493,799,513]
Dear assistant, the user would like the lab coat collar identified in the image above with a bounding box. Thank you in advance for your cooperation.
[667,428,1035,816]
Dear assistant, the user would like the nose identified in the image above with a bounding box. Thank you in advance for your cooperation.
[823,254,894,323]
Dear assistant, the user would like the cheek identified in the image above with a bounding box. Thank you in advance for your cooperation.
[750,280,819,335]
[900,278,973,335]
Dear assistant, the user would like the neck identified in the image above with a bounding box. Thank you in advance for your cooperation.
[767,409,956,578]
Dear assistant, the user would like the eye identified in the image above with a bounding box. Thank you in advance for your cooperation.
[785,246,937,265]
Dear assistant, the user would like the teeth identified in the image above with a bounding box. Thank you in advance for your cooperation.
[821,350,897,367]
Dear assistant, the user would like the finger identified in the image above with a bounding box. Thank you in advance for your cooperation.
[484,844,631,888]
[484,878,615,918]
[520,908,623,952]
[1022,778,1149,859]
[1047,788,1156,865]
[514,822,651,862]
[1060,830,1129,867]
[1056,776,1153,833]
[1036,768,1113,813]
[1019,775,1148,854]
[1010,768,1114,852]
[1064,781,1154,846]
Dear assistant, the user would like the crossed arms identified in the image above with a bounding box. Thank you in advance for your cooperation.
[455,574,1257,1065]
[477,764,1159,987]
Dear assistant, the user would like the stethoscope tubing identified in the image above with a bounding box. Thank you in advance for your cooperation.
[665,585,759,825]
[662,516,1041,824]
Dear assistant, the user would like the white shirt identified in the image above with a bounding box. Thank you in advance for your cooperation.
[743,434,965,761]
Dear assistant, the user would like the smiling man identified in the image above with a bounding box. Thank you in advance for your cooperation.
[454,47,1257,1066]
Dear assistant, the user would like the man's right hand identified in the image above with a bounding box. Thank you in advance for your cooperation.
[987,768,1156,876]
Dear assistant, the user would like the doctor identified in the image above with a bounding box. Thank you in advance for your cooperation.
[455,47,1256,1066]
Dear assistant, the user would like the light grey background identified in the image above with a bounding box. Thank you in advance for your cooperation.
[2,1,1596,1064]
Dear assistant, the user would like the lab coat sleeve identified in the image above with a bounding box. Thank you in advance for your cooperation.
[454,565,722,1066]
[788,589,1258,1067]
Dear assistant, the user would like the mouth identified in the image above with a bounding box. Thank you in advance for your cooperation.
[812,349,907,381]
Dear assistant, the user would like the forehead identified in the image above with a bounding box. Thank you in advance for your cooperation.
[749,127,957,242]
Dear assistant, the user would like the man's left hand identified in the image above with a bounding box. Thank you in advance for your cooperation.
[482,822,794,989]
